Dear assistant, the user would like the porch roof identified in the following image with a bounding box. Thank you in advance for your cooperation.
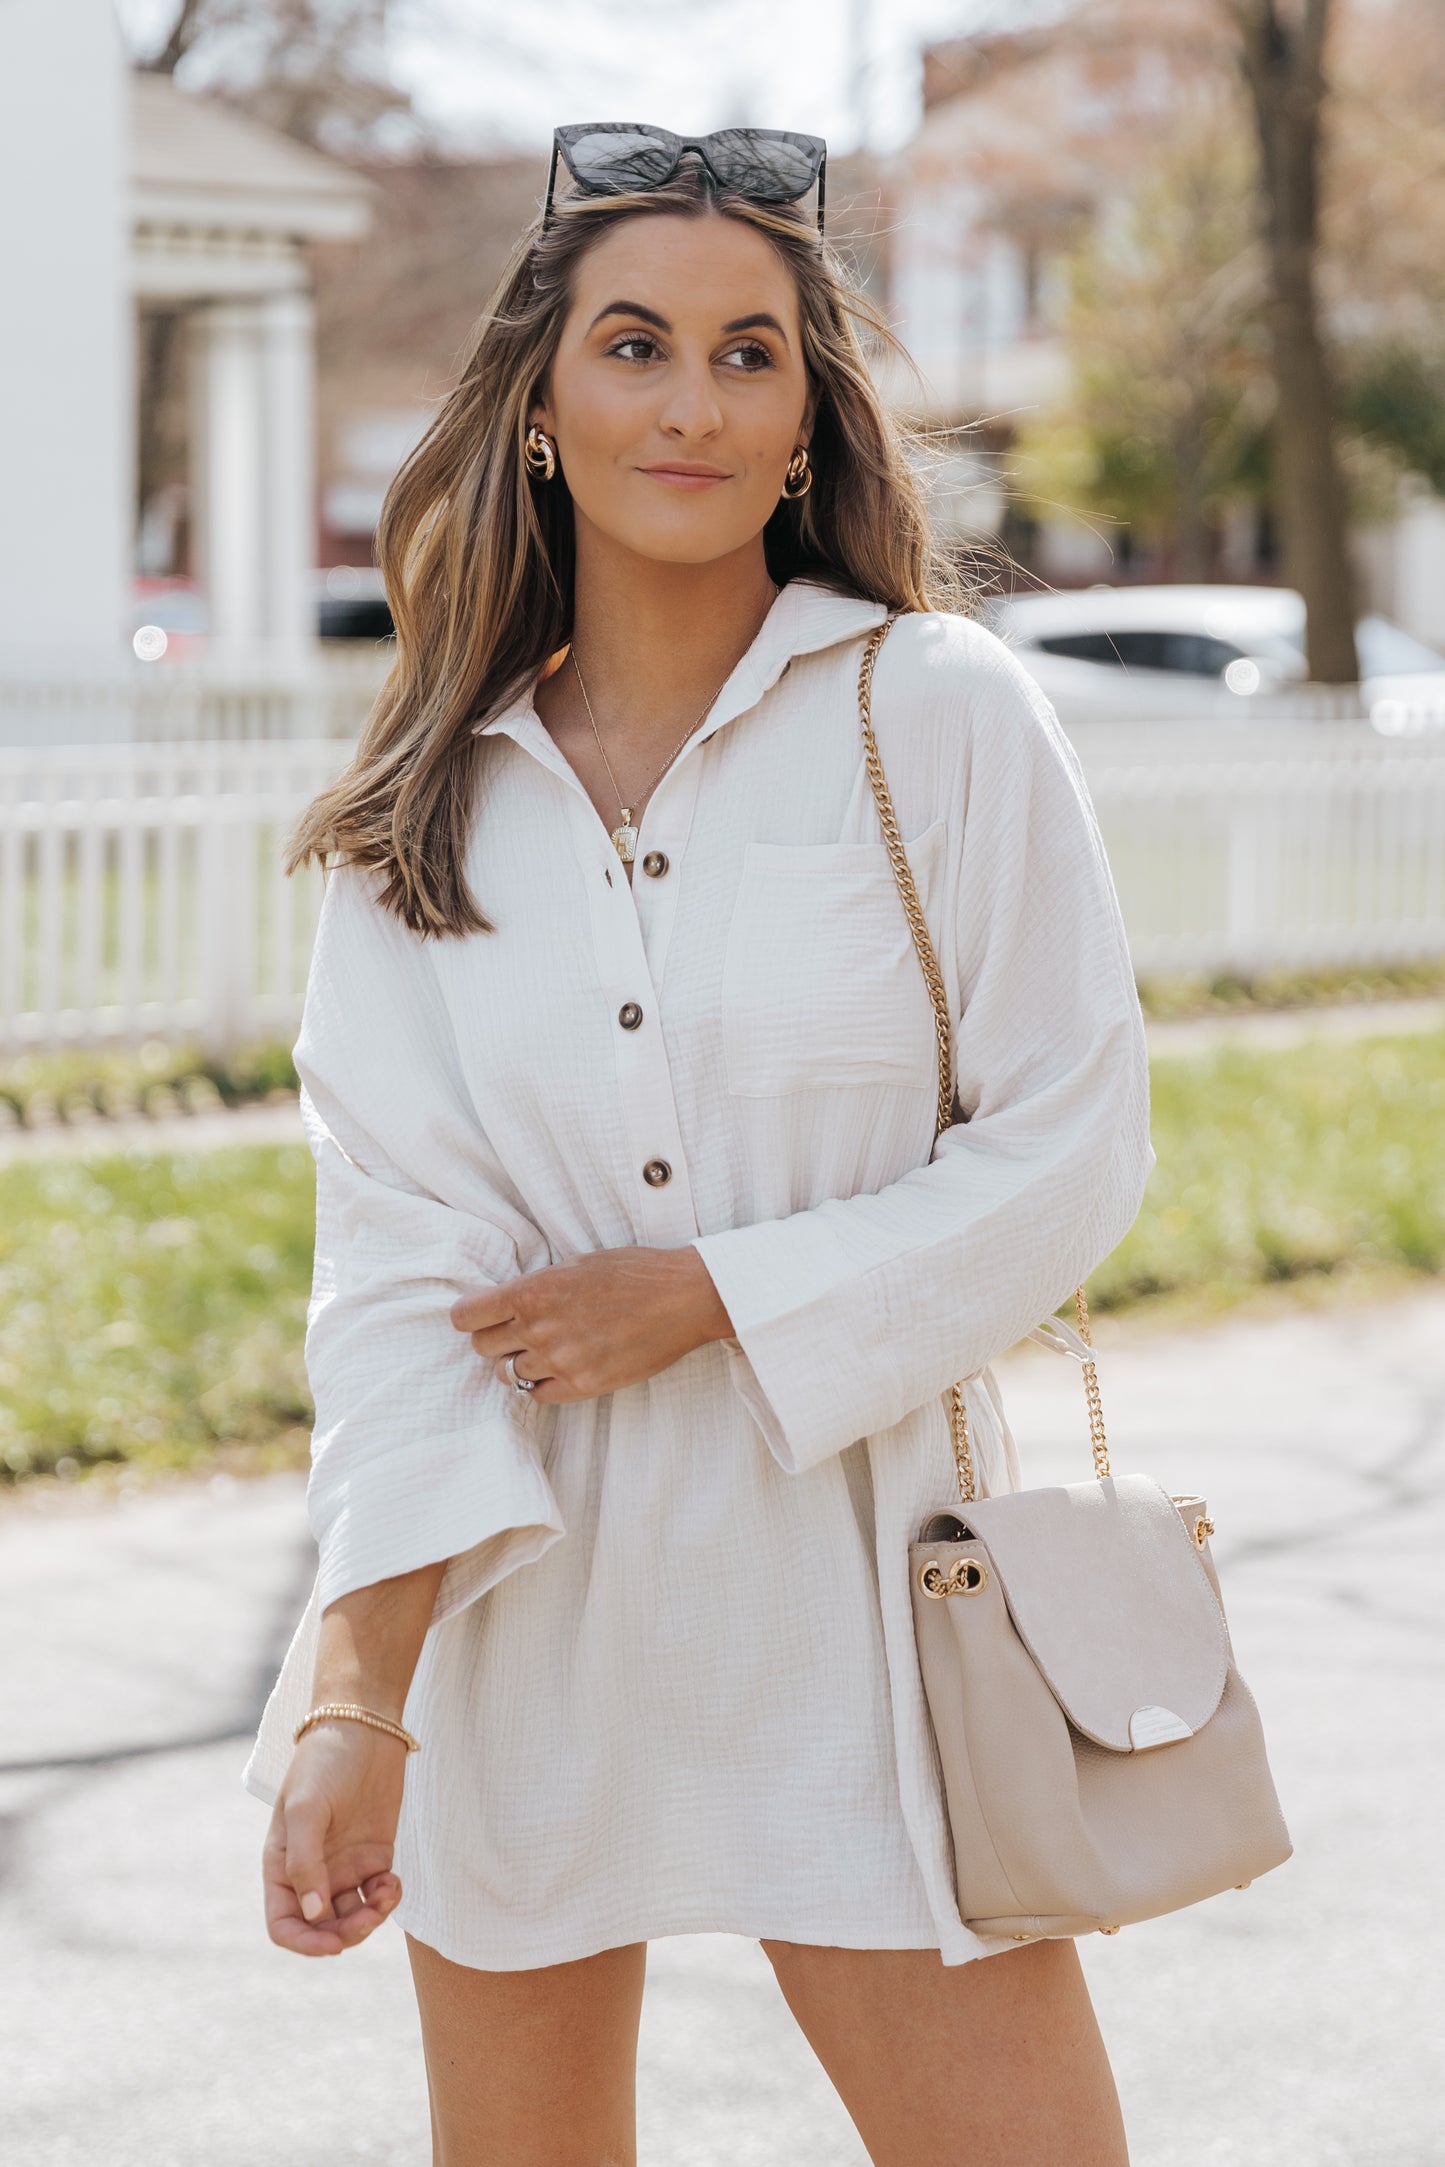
[131,71,375,243]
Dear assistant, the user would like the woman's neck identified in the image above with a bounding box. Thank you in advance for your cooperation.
[561,534,781,743]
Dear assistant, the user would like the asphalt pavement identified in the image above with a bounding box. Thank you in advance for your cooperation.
[2,1286,1442,2166]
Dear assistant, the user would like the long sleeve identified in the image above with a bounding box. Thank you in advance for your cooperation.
[690,627,1154,1476]
[296,863,564,1624]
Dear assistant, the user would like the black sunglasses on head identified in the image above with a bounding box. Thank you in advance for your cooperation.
[544,123,827,233]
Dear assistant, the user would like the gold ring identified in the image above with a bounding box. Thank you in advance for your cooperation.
[918,1556,988,1599]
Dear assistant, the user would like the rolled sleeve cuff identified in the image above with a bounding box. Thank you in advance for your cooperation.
[312,1412,566,1625]
[240,1418,563,1812]
[690,1224,900,1474]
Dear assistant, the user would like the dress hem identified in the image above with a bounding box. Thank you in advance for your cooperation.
[394,1901,975,1975]
[396,1906,1022,1976]
[239,1746,1009,1973]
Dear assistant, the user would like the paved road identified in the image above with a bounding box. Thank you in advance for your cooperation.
[2,1288,1442,2165]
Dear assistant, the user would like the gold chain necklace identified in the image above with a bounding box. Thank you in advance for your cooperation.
[569,586,778,863]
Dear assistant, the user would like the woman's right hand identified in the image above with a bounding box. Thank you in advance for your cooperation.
[263,1720,408,1957]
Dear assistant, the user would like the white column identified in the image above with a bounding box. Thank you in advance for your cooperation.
[259,290,318,657]
[189,301,268,650]
[0,0,129,666]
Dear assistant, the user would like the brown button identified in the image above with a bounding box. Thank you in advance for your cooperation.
[618,1001,643,1030]
[641,851,669,878]
[642,1158,672,1187]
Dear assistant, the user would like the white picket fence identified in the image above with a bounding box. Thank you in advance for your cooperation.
[1073,721,1445,976]
[0,648,388,748]
[2,725,1443,1057]
[0,740,347,1056]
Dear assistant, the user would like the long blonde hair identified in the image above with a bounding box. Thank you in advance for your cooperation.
[287,162,973,936]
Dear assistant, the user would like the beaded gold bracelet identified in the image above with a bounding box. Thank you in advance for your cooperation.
[293,1701,420,1753]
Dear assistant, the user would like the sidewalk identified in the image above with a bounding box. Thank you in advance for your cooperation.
[0,1097,306,1165]
[1,1286,1441,2163]
[2,995,1440,1169]
[1144,991,1444,1057]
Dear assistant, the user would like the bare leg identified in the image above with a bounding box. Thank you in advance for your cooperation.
[406,1932,648,2167]
[759,1937,1128,2167]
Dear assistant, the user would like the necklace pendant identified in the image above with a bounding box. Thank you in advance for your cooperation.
[611,810,638,863]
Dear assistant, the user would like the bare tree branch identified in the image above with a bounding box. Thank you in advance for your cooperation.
[142,0,206,75]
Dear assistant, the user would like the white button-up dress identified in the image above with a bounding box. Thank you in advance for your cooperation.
[242,580,1153,1971]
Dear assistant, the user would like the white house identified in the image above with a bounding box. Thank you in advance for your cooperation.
[132,70,375,655]
[0,0,131,668]
[0,3,373,689]
[881,25,1208,576]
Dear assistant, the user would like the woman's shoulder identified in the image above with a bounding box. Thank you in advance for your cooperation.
[311,854,451,989]
[874,605,1075,772]
[881,605,1044,700]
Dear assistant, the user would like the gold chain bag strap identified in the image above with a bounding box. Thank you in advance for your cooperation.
[857,611,1105,1509]
[857,612,1291,1943]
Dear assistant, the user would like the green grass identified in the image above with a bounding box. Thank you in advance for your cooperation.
[2,1027,1443,1489]
[0,1143,315,1483]
[1092,1028,1445,1310]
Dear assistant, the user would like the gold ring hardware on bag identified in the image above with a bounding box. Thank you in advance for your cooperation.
[918,1557,988,1600]
[1169,1497,1218,1547]
[1099,1924,1121,1935]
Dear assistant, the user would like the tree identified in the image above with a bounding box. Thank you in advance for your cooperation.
[1014,107,1270,577]
[1346,348,1445,499]
[1324,0,1445,336]
[144,0,204,74]
[1228,0,1359,682]
[132,0,414,159]
[1325,0,1445,497]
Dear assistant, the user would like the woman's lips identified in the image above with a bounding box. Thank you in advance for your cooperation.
[640,465,732,489]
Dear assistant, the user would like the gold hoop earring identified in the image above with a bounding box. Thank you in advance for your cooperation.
[524,425,557,482]
[782,445,813,499]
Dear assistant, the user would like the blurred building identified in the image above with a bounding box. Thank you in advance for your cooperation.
[132,71,374,651]
[883,14,1238,585]
[882,8,1445,632]
[0,0,130,664]
[0,7,376,667]
[308,154,545,568]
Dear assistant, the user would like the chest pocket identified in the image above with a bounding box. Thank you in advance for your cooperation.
[720,818,949,1097]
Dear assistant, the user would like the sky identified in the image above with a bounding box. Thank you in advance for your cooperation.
[114,0,1065,157]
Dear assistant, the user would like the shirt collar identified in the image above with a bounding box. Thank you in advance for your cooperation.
[470,579,891,756]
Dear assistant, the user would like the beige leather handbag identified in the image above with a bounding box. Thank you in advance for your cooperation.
[858,612,1293,1943]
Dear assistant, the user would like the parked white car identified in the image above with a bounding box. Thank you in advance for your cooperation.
[988,584,1445,735]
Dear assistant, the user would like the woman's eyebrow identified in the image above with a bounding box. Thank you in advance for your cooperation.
[585,302,791,348]
[588,300,671,333]
[721,313,789,345]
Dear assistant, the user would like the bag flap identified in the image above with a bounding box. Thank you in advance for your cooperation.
[959,1473,1228,1752]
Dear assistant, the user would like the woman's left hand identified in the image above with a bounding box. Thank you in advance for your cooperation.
[450,1245,735,1403]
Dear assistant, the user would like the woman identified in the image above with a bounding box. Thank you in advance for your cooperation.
[244,125,1151,2166]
